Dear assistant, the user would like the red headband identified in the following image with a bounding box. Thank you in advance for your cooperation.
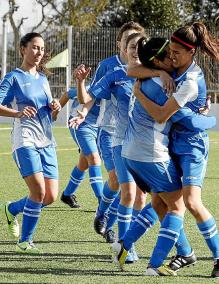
[171,35,196,49]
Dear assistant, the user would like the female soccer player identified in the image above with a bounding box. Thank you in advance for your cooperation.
[0,32,61,253]
[112,35,216,273]
[75,32,157,263]
[131,23,219,278]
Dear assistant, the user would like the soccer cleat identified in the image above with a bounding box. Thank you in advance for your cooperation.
[129,244,139,262]
[16,241,40,254]
[168,250,197,271]
[1,202,20,239]
[94,214,108,235]
[145,264,177,276]
[112,241,128,271]
[60,192,81,208]
[211,259,219,278]
[103,229,116,243]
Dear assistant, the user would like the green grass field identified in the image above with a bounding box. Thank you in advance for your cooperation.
[0,126,219,284]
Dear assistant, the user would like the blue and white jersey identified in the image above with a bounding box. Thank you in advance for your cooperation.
[91,55,124,134]
[88,65,135,147]
[68,87,100,127]
[122,78,172,162]
[0,68,56,152]
[172,61,207,133]
[122,75,215,163]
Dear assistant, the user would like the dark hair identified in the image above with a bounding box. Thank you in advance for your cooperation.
[20,32,51,76]
[117,21,145,42]
[171,22,219,61]
[138,37,169,68]
[125,32,146,48]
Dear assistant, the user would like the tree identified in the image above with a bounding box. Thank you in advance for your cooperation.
[99,0,181,29]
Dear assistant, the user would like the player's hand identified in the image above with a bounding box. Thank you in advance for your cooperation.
[133,80,142,99]
[68,110,86,129]
[159,70,175,95]
[74,64,91,81]
[16,106,37,118]
[49,99,62,112]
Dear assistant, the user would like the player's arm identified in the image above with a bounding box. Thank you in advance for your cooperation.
[0,74,37,118]
[69,100,94,128]
[127,64,175,94]
[133,78,198,123]
[171,107,216,131]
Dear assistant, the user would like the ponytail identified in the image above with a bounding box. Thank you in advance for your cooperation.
[171,22,219,61]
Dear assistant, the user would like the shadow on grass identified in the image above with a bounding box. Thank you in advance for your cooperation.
[36,240,106,244]
[44,207,96,213]
[0,266,213,279]
[0,251,112,263]
[0,266,145,277]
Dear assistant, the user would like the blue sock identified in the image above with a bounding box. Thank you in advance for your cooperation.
[123,202,158,251]
[198,217,219,259]
[106,194,120,230]
[8,196,27,216]
[97,181,119,217]
[117,204,132,240]
[64,166,86,196]
[149,213,183,268]
[89,165,103,203]
[20,198,42,243]
[130,208,141,229]
[175,226,192,256]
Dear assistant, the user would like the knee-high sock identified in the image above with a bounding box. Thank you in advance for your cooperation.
[89,165,103,203]
[117,204,132,240]
[149,212,183,268]
[97,181,119,217]
[175,226,192,256]
[64,166,86,196]
[20,198,42,243]
[8,197,28,216]
[106,194,120,231]
[123,202,158,251]
[198,217,219,259]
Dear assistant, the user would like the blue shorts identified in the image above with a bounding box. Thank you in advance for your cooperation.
[97,129,115,172]
[13,145,58,179]
[69,122,99,156]
[171,131,209,187]
[113,145,134,184]
[123,158,182,193]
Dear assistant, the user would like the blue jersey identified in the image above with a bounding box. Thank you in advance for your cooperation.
[0,68,55,151]
[122,77,215,162]
[89,65,135,147]
[91,55,124,134]
[68,87,100,126]
[172,61,207,133]
[170,61,213,156]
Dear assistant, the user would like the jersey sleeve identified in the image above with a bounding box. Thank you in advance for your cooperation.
[171,107,216,131]
[88,70,115,100]
[67,87,77,100]
[90,61,107,86]
[173,74,198,107]
[0,73,15,105]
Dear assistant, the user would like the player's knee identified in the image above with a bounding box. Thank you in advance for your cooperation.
[184,197,201,215]
[87,153,101,165]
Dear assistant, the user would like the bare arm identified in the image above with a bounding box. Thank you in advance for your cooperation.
[0,104,37,118]
[133,80,180,123]
[52,92,69,121]
[127,64,175,94]
[75,65,93,104]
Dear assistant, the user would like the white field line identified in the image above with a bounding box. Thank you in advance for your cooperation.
[0,147,78,156]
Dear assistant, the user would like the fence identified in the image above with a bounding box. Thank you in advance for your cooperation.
[1,26,219,101]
